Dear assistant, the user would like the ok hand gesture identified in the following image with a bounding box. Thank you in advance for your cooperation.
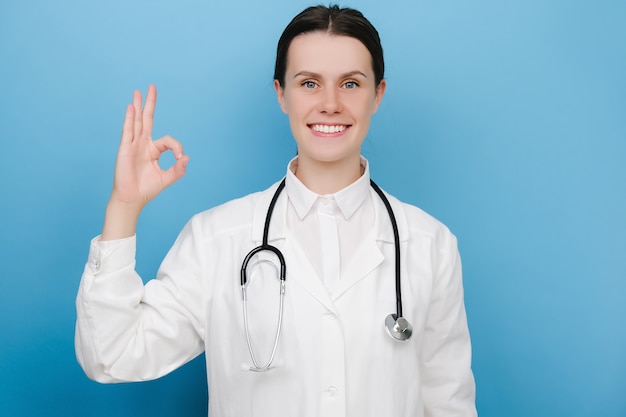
[102,85,189,240]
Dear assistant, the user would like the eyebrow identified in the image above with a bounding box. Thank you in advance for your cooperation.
[292,70,368,79]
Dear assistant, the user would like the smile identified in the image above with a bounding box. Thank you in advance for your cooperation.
[310,124,348,134]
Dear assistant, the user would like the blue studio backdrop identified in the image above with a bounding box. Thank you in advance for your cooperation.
[1,0,624,416]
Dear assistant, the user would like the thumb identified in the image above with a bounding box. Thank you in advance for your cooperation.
[161,155,189,189]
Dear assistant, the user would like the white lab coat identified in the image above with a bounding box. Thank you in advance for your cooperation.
[75,180,477,417]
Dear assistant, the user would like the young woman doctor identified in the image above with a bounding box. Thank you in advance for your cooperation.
[75,5,477,417]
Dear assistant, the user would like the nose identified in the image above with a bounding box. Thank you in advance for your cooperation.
[319,87,341,114]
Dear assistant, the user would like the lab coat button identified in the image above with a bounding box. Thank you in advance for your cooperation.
[324,312,337,320]
[327,386,338,397]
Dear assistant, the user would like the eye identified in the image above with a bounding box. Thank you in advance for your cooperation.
[302,80,318,89]
[343,81,359,89]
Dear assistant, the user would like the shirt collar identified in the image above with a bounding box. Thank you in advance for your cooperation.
[285,156,371,220]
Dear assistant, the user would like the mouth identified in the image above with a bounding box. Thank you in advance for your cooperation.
[309,124,350,134]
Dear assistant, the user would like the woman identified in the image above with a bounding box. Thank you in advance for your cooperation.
[76,5,477,416]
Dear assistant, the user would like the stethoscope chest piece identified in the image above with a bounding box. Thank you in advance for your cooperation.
[385,313,413,341]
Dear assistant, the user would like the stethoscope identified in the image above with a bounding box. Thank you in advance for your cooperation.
[241,178,413,372]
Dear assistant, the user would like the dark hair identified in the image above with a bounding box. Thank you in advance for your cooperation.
[274,5,384,87]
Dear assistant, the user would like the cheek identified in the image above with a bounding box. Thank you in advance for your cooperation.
[369,97,382,116]
[346,91,379,115]
[284,95,310,119]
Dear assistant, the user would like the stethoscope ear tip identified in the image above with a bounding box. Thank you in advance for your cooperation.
[385,313,413,341]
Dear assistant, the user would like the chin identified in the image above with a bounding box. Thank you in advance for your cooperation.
[299,147,361,164]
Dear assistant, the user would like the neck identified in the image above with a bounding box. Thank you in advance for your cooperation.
[294,155,363,195]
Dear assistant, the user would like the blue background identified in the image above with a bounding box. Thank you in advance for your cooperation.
[1,0,624,416]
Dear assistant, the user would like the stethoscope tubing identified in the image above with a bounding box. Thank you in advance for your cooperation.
[240,177,411,372]
[240,179,287,372]
[241,179,287,287]
[369,180,403,320]
[242,278,286,372]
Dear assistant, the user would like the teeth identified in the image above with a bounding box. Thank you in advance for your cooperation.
[312,124,346,133]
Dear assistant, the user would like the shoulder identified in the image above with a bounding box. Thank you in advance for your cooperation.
[384,191,458,251]
[401,200,450,235]
[184,181,282,238]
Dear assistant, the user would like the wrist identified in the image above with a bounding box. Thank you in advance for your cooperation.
[101,200,143,240]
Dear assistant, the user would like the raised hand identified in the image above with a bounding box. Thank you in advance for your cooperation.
[102,85,189,240]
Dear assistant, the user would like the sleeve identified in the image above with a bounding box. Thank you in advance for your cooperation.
[420,230,477,417]
[75,220,206,383]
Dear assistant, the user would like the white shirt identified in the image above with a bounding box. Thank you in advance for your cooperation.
[75,157,477,417]
[286,157,374,290]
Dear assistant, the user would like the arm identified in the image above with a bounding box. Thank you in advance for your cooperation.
[421,231,477,417]
[75,226,206,383]
[75,86,200,382]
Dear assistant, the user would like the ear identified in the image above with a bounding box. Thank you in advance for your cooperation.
[372,79,387,114]
[274,80,288,114]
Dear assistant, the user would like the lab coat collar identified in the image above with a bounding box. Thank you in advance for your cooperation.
[280,188,411,307]
[369,185,410,245]
[330,187,410,300]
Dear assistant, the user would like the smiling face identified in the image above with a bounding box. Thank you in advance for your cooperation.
[274,31,386,169]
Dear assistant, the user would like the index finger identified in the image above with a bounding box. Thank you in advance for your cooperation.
[142,84,157,139]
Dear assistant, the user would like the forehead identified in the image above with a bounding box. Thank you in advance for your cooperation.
[286,32,373,76]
